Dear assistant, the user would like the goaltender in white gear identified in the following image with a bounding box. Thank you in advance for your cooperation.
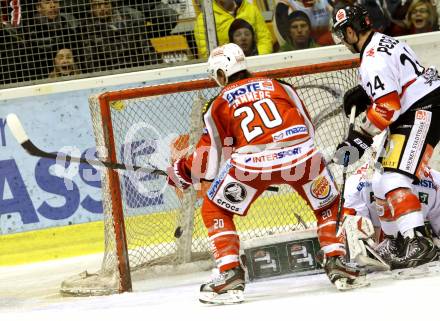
[343,162,440,260]
[344,163,440,238]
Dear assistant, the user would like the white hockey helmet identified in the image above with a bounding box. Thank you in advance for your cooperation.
[207,43,248,87]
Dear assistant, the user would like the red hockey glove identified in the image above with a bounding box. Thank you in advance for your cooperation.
[167,159,192,190]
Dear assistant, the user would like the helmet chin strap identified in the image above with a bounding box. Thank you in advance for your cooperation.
[344,30,360,54]
[214,70,228,87]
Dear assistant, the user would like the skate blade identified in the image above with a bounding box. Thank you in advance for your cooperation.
[199,290,244,305]
[393,260,440,280]
[334,278,370,291]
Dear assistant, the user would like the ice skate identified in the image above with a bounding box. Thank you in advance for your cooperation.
[390,233,439,270]
[324,256,369,291]
[375,235,403,266]
[199,266,245,305]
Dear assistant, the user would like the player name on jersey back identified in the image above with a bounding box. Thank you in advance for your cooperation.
[222,80,275,108]
[360,32,440,113]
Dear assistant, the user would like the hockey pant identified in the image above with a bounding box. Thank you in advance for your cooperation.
[201,153,343,272]
[378,97,440,235]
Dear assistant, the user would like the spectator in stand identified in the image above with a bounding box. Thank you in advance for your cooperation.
[278,11,320,51]
[81,0,160,72]
[356,0,390,32]
[48,47,81,78]
[437,0,440,26]
[274,0,333,46]
[0,2,35,85]
[194,0,273,59]
[405,0,438,33]
[21,0,80,79]
[228,18,258,56]
[118,0,179,38]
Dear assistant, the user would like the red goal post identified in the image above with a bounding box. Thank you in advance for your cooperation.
[61,58,363,296]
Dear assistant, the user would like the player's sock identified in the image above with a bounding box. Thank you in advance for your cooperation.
[199,266,245,304]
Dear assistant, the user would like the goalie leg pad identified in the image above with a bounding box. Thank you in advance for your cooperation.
[341,216,390,271]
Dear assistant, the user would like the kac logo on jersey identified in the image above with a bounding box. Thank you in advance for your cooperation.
[223,182,247,203]
[310,176,331,200]
[272,125,308,142]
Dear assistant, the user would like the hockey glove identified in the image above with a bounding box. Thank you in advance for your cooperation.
[167,159,192,190]
[333,130,373,165]
[343,85,370,117]
[340,215,390,272]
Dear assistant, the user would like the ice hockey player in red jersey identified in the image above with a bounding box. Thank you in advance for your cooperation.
[166,43,363,304]
[332,4,440,269]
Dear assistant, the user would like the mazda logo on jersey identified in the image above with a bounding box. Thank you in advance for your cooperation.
[223,182,247,203]
[310,176,331,200]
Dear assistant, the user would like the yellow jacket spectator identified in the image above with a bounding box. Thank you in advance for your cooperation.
[194,0,273,58]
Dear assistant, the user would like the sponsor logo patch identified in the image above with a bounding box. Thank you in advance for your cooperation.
[310,176,331,200]
[250,147,302,163]
[223,182,247,204]
[366,48,375,57]
[272,125,308,142]
[335,9,346,22]
[303,169,338,210]
[223,81,274,105]
[207,161,233,199]
[399,110,431,174]
[382,134,405,169]
[418,192,429,205]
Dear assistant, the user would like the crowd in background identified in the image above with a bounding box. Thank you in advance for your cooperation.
[0,0,439,86]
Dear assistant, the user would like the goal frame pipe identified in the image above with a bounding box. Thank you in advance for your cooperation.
[96,58,360,293]
[100,104,133,293]
[98,59,360,103]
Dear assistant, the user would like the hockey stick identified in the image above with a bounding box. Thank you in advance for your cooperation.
[335,105,357,234]
[6,113,279,192]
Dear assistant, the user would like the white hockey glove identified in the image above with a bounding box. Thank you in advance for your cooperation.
[339,215,390,272]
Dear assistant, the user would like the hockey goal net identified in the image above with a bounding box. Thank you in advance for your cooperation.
[61,58,363,296]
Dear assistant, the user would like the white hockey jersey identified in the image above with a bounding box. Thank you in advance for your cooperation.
[359,32,440,114]
[344,163,440,235]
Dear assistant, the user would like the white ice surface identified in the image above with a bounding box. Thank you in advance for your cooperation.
[1,254,439,321]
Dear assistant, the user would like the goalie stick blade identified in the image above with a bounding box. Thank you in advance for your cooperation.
[7,113,29,144]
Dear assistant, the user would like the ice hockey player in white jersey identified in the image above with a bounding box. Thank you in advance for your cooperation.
[332,4,440,269]
[343,162,440,268]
